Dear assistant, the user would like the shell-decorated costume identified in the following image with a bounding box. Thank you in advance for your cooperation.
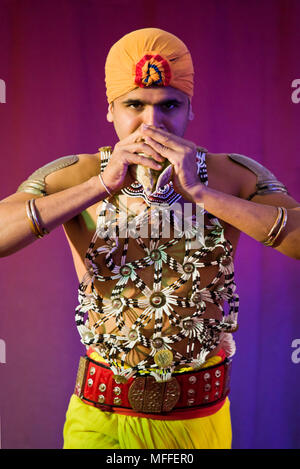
[75,146,239,383]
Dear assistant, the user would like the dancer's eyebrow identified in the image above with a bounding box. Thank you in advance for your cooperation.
[122,98,182,106]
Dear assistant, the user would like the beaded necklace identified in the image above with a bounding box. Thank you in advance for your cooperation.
[75,147,239,383]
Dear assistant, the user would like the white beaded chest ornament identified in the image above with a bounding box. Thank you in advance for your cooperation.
[75,147,239,383]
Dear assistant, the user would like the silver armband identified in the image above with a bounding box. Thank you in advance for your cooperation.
[17,155,79,196]
[228,153,288,200]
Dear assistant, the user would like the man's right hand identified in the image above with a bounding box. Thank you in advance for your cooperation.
[100,128,165,195]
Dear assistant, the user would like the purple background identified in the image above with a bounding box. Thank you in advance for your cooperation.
[0,0,300,449]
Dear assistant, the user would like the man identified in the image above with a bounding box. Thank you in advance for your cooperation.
[0,28,299,449]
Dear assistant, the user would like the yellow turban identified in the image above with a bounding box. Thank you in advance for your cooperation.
[105,28,194,103]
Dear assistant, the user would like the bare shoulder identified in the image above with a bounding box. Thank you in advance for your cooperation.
[1,152,100,204]
[46,152,100,194]
[206,151,300,208]
[205,151,257,198]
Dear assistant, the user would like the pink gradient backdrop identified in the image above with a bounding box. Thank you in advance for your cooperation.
[0,0,299,448]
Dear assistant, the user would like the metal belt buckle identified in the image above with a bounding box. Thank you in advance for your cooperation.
[128,376,181,413]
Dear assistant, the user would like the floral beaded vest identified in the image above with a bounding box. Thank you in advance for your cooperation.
[75,146,239,383]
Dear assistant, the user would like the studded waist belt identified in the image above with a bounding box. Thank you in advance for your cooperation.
[74,352,232,420]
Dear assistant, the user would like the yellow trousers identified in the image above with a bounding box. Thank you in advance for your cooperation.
[63,393,232,449]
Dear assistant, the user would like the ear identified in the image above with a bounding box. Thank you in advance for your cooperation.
[106,103,114,123]
[188,103,194,121]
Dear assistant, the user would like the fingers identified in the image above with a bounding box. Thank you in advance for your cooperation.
[143,135,173,160]
[142,125,196,154]
[141,125,182,151]
[126,142,165,163]
[123,151,163,170]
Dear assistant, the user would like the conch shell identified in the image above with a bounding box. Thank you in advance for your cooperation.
[130,155,173,196]
[130,139,173,196]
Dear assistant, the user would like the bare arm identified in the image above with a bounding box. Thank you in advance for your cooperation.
[0,130,164,257]
[0,175,107,257]
[192,186,300,259]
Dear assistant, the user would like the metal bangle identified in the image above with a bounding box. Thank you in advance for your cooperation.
[29,198,49,236]
[267,207,287,246]
[262,207,283,246]
[98,172,113,197]
[25,199,43,239]
[265,206,283,238]
[262,207,287,247]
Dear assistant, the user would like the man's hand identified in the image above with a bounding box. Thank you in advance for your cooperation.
[101,127,165,194]
[141,124,203,201]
